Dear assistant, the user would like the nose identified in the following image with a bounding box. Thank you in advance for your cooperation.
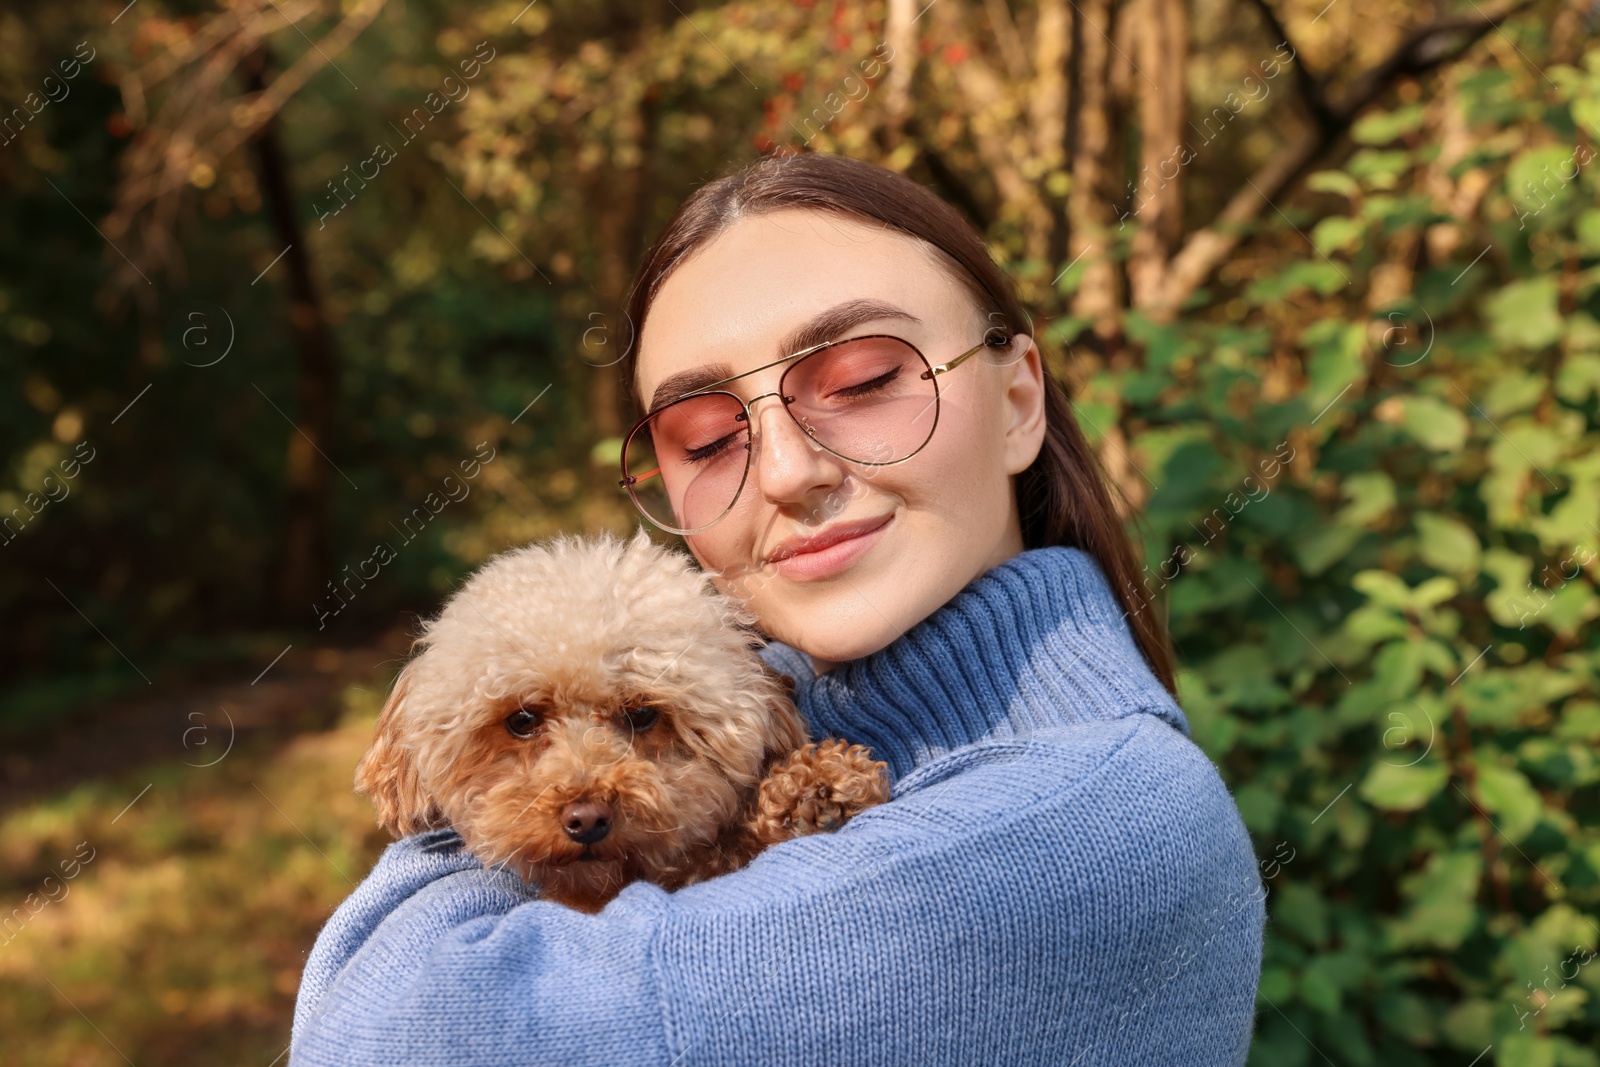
[748,395,845,506]
[560,799,612,845]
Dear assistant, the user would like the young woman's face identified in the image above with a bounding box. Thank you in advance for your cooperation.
[634,209,1047,669]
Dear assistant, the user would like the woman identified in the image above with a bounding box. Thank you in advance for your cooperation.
[290,154,1264,1065]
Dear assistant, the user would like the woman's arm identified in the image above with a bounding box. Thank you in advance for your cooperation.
[290,827,535,1050]
[291,830,673,1066]
[290,715,1263,1067]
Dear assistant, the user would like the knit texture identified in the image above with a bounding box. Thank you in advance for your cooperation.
[290,546,1265,1066]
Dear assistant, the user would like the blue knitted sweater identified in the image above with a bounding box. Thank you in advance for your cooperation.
[290,546,1264,1065]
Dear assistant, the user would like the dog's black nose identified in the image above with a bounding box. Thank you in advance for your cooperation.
[561,799,612,845]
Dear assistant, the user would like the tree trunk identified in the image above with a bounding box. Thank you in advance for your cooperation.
[244,48,340,625]
[1066,0,1122,344]
[883,0,918,147]
[1127,0,1189,309]
[1028,0,1071,268]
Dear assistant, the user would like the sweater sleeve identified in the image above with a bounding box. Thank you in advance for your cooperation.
[289,714,1263,1067]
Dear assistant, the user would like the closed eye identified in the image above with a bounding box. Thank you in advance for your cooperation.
[684,433,743,464]
[830,365,900,399]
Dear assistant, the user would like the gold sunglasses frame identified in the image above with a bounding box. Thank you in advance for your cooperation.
[619,331,1010,535]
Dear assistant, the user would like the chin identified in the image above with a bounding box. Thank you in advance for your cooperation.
[767,594,915,668]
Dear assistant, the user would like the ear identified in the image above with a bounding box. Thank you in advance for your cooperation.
[1000,334,1048,476]
[354,664,448,838]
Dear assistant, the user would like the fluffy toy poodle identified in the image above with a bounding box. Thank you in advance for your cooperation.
[355,532,889,913]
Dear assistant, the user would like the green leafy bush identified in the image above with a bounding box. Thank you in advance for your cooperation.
[1065,43,1600,1067]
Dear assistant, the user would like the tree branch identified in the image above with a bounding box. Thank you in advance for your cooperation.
[1142,0,1538,322]
[1240,0,1336,131]
[102,0,388,300]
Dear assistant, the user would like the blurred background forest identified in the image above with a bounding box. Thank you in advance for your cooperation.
[3,0,1599,1063]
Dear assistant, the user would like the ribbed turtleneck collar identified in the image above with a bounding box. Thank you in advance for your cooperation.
[758,546,1188,785]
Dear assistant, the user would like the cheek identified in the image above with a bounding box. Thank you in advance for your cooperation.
[911,376,1014,503]
[684,494,763,578]
[793,379,1008,522]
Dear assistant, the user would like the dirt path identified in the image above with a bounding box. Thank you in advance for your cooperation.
[0,629,414,814]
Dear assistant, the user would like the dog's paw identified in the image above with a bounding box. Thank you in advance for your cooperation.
[753,739,890,844]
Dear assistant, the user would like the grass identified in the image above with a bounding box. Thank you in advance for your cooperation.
[0,683,392,1067]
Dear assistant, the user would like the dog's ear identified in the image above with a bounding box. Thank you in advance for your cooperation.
[765,663,797,697]
[355,663,448,837]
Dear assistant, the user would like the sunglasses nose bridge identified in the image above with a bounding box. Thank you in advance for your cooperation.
[743,389,787,411]
[742,390,820,453]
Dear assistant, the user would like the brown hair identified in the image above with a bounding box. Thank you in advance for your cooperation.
[621,153,1178,695]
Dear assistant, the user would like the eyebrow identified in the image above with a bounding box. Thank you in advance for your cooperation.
[647,363,735,414]
[646,299,921,413]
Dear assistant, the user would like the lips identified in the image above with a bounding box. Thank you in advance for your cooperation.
[763,513,893,581]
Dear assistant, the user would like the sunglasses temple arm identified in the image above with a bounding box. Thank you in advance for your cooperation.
[620,466,662,488]
[931,337,1003,376]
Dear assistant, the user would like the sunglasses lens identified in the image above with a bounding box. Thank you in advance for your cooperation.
[623,392,750,533]
[782,336,937,464]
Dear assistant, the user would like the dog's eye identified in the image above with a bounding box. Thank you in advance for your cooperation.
[505,708,542,738]
[621,705,661,733]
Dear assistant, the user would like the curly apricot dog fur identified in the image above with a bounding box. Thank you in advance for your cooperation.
[355,532,889,913]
